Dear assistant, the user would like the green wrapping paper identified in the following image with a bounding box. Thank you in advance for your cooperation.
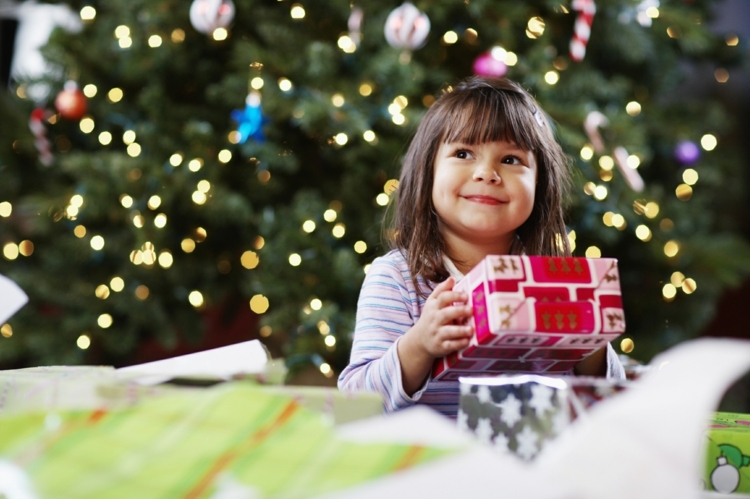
[0,383,448,499]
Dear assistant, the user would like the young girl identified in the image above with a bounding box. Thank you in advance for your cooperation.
[338,77,625,417]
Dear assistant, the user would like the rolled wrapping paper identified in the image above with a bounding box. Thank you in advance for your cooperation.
[458,375,630,460]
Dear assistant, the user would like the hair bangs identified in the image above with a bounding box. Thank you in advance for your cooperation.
[439,88,546,153]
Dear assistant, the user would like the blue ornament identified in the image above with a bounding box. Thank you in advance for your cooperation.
[231,91,267,143]
[674,140,700,165]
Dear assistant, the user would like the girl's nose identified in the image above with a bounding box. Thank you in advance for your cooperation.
[472,165,502,184]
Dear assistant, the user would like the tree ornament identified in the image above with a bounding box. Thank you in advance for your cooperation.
[584,111,644,192]
[711,456,740,493]
[189,0,235,34]
[674,140,700,165]
[473,50,507,78]
[29,108,53,166]
[54,81,87,120]
[570,0,596,62]
[231,91,267,143]
[384,2,430,51]
[348,7,363,47]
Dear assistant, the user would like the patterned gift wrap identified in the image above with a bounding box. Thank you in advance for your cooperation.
[458,375,571,461]
[433,255,626,381]
[562,376,630,418]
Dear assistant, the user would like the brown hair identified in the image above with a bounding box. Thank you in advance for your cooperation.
[389,76,571,293]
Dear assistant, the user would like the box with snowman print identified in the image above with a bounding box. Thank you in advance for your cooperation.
[704,412,750,494]
[432,255,626,381]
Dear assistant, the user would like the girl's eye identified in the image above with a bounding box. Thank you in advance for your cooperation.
[455,150,472,159]
[502,155,523,165]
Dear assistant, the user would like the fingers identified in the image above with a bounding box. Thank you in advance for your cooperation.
[432,290,469,308]
[429,277,455,296]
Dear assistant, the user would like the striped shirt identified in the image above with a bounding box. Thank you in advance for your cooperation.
[338,249,626,417]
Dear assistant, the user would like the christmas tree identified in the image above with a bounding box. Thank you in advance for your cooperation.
[1,0,749,378]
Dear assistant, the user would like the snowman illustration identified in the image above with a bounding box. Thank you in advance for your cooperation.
[710,444,750,494]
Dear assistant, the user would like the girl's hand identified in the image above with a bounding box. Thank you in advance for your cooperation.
[397,277,474,395]
[412,277,474,357]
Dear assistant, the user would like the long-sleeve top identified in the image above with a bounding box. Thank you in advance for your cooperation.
[338,249,626,417]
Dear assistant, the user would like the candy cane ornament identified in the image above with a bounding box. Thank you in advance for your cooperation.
[570,0,596,62]
[583,111,644,192]
[29,108,54,166]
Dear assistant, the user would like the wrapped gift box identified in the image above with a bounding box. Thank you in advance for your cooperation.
[704,412,750,494]
[432,255,626,381]
[563,375,630,418]
[458,375,571,461]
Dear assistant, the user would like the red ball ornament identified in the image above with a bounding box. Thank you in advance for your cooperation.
[55,81,87,121]
[473,50,508,78]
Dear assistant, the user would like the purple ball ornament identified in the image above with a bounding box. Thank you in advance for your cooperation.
[473,49,508,78]
[674,140,700,165]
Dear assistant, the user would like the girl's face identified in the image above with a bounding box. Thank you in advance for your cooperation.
[432,139,537,251]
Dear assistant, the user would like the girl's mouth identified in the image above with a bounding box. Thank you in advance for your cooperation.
[462,195,506,205]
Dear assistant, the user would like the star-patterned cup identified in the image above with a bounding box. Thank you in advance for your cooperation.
[458,375,572,461]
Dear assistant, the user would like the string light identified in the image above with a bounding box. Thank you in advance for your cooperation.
[74,225,86,238]
[354,241,367,253]
[95,284,110,299]
[1,324,12,338]
[317,321,330,335]
[332,94,345,107]
[158,251,173,268]
[376,193,389,206]
[359,83,373,96]
[593,185,608,200]
[662,283,676,301]
[154,213,167,228]
[188,291,204,307]
[302,220,316,233]
[664,240,680,257]
[171,29,185,43]
[363,263,371,274]
[169,153,183,167]
[76,334,91,349]
[110,277,124,291]
[148,35,162,48]
[644,202,659,219]
[132,213,145,228]
[97,314,113,328]
[90,235,105,251]
[701,134,717,151]
[195,227,207,241]
[323,209,337,222]
[108,88,123,103]
[392,113,406,125]
[580,145,594,161]
[147,195,161,210]
[682,169,699,185]
[627,155,641,169]
[80,6,96,21]
[18,240,33,256]
[635,225,652,241]
[289,253,302,266]
[212,28,228,41]
[290,4,305,19]
[253,236,265,249]
[505,52,518,66]
[620,338,634,353]
[241,250,259,269]
[526,17,545,38]
[250,77,264,90]
[599,156,614,171]
[260,326,272,337]
[324,335,336,347]
[278,78,293,91]
[249,294,270,313]
[123,130,136,144]
[319,362,333,377]
[99,131,112,145]
[682,278,697,294]
[332,223,346,238]
[197,180,211,193]
[544,71,559,85]
[135,285,149,300]
[443,31,458,44]
[192,191,207,205]
[626,101,641,116]
[334,133,348,145]
[181,238,196,253]
[310,298,322,310]
[127,143,141,157]
[114,25,130,39]
[585,246,601,258]
[188,159,203,172]
[675,184,693,201]
[0,201,11,217]
[3,243,18,260]
[218,149,232,163]
[363,130,376,142]
[79,117,95,134]
[670,271,685,286]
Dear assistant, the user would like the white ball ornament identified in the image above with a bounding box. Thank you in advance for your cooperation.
[384,2,430,50]
[189,0,235,34]
[711,456,740,494]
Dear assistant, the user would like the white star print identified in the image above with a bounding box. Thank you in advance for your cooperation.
[529,383,555,418]
[458,409,469,432]
[551,408,571,436]
[515,425,539,461]
[475,417,495,444]
[498,393,522,428]
[460,382,472,395]
[477,385,492,404]
[494,432,510,453]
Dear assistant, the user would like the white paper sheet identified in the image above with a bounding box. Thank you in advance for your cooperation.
[0,274,28,324]
[117,340,270,385]
[322,338,750,499]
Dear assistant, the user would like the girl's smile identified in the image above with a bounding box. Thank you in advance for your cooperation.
[432,139,537,257]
